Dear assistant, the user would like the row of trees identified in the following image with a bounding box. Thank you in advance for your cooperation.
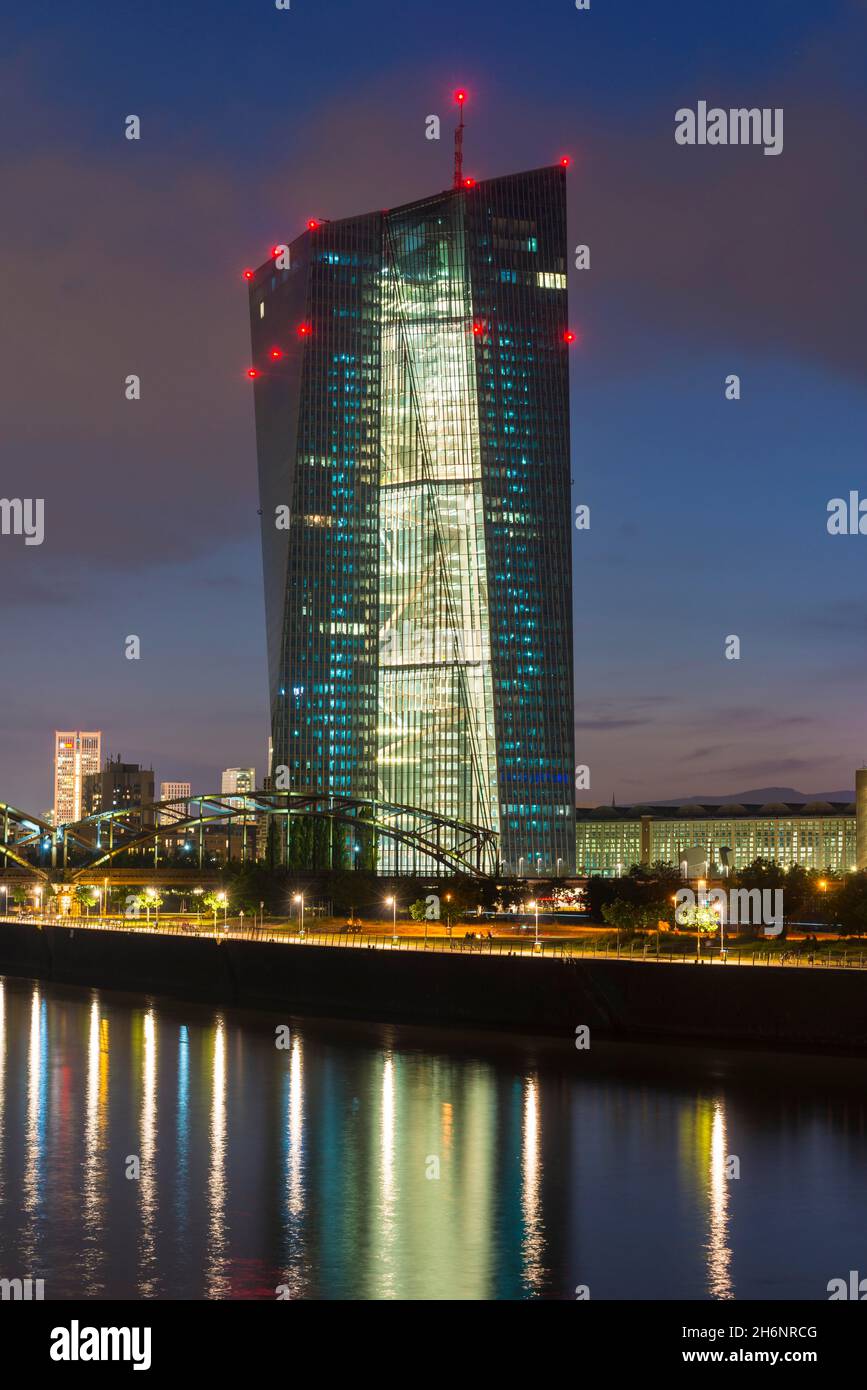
[591,860,867,937]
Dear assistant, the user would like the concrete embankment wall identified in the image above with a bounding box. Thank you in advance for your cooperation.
[1,921,866,1050]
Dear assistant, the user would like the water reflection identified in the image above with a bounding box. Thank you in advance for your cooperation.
[0,979,5,1216]
[0,975,865,1300]
[521,1072,546,1293]
[205,1016,228,1297]
[81,997,106,1294]
[22,986,46,1270]
[137,1008,158,1296]
[707,1100,733,1299]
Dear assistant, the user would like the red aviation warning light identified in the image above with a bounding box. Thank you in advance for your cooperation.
[463,177,476,188]
[454,87,467,188]
[560,156,571,168]
[269,347,283,360]
[307,219,320,230]
[297,322,312,337]
[563,330,577,344]
[243,268,254,281]
[472,322,484,336]
[246,367,260,379]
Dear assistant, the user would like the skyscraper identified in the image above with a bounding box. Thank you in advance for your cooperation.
[221,768,256,796]
[159,780,191,825]
[53,731,101,824]
[249,165,575,873]
[83,755,155,827]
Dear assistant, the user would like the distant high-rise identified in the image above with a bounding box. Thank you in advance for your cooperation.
[53,731,101,824]
[160,780,191,802]
[249,165,575,872]
[83,755,155,826]
[159,780,191,825]
[221,767,255,796]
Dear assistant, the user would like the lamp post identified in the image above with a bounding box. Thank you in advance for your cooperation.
[34,886,42,919]
[385,895,397,943]
[716,900,726,960]
[194,886,203,926]
[293,892,304,937]
[529,899,539,948]
[696,880,706,960]
[444,892,453,946]
[146,887,158,928]
[217,891,227,932]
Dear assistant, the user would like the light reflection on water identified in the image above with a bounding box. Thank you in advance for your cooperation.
[0,974,865,1300]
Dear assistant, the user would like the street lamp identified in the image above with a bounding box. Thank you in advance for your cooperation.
[146,887,158,927]
[217,890,227,932]
[711,898,726,960]
[444,892,453,945]
[293,892,304,937]
[385,895,397,942]
[34,886,42,918]
[528,899,539,948]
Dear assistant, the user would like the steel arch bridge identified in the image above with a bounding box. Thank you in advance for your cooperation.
[0,792,499,882]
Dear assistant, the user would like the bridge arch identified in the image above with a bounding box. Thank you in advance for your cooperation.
[1,792,499,881]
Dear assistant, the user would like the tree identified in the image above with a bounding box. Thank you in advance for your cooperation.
[601,899,639,933]
[732,857,785,891]
[831,871,867,936]
[678,903,719,947]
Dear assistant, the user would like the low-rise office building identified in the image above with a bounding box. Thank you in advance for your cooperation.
[575,801,857,876]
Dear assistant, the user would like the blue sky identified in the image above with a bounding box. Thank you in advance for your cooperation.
[2,0,865,811]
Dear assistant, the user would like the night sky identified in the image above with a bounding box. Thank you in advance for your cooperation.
[2,0,865,814]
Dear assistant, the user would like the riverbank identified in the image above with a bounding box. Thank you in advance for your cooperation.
[2,918,867,1053]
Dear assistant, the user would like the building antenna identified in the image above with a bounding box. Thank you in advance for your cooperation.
[453,89,467,188]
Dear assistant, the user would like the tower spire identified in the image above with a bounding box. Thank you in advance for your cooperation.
[453,89,467,189]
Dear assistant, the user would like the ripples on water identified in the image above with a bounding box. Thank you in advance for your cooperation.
[0,974,866,1300]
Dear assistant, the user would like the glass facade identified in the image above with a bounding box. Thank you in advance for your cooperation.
[379,192,498,859]
[249,217,382,808]
[250,168,575,873]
